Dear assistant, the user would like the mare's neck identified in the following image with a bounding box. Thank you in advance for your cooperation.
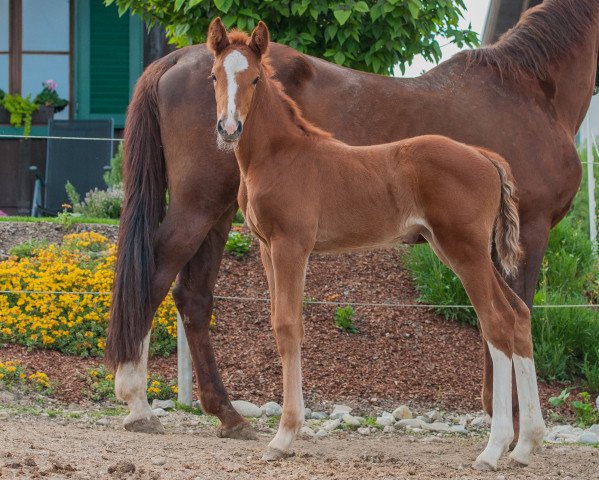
[236,78,313,174]
[549,31,599,136]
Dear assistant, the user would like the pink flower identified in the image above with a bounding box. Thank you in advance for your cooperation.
[44,79,58,91]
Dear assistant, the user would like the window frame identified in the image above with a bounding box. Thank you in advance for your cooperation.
[5,0,74,114]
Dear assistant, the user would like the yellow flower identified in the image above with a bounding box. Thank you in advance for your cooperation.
[105,374,114,381]
[171,385,178,394]
[151,380,161,387]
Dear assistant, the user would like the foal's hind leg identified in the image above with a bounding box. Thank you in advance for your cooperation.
[173,204,256,440]
[427,234,516,470]
[115,209,221,433]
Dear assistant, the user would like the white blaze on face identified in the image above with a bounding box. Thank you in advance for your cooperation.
[223,50,249,134]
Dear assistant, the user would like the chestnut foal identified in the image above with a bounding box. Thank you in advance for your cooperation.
[207,19,545,470]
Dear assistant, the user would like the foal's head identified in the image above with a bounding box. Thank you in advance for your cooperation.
[207,18,269,149]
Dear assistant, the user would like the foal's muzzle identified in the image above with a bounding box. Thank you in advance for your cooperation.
[217,119,243,142]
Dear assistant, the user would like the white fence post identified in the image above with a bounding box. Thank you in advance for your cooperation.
[587,118,597,255]
[177,312,193,406]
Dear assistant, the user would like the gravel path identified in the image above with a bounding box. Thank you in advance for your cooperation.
[0,410,597,480]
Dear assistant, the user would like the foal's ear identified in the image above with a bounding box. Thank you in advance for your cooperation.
[207,17,229,56]
[249,21,269,57]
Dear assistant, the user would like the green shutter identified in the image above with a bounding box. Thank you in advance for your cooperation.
[75,0,143,128]
[89,2,130,115]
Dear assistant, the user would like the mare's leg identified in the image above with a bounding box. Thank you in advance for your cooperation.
[172,203,256,440]
[115,208,224,433]
[427,231,516,470]
[262,240,309,461]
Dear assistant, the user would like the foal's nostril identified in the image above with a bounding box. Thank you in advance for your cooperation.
[236,121,243,134]
[217,120,225,134]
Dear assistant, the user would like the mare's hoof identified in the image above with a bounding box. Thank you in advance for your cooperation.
[261,447,294,462]
[472,458,497,472]
[124,415,165,434]
[217,421,258,440]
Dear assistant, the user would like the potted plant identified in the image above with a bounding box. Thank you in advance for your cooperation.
[0,79,69,136]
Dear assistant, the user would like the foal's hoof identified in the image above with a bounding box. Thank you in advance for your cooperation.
[261,447,294,462]
[124,415,165,434]
[217,421,258,440]
[472,458,497,472]
[508,450,531,467]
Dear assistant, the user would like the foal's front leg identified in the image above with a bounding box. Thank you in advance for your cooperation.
[262,239,309,461]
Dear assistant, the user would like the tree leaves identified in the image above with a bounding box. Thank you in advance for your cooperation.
[107,0,479,75]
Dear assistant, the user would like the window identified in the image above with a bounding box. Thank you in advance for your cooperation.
[1,0,72,119]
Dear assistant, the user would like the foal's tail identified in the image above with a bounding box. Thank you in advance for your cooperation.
[105,57,174,371]
[478,148,522,277]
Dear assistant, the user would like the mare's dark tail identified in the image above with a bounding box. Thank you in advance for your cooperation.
[105,58,173,370]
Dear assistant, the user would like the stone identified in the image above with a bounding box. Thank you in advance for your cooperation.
[322,418,341,432]
[300,426,315,437]
[311,411,328,420]
[383,425,395,434]
[260,402,282,417]
[395,419,424,429]
[376,412,395,427]
[341,413,361,426]
[416,415,432,424]
[152,408,168,418]
[470,415,489,428]
[152,457,167,466]
[357,427,370,435]
[151,399,175,410]
[315,429,328,438]
[330,405,352,419]
[96,418,109,426]
[588,424,599,435]
[425,410,443,422]
[192,400,203,410]
[392,405,413,420]
[577,432,599,444]
[304,408,312,419]
[421,422,450,433]
[450,425,468,435]
[107,461,136,474]
[231,400,263,418]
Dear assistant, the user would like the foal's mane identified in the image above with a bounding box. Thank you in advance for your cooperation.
[463,0,599,82]
[227,31,331,139]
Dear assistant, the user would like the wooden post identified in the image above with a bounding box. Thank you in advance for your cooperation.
[177,312,193,406]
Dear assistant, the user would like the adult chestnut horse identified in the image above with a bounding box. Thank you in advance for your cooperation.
[106,0,599,444]
[207,19,544,470]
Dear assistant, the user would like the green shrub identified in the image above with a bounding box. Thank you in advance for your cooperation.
[9,239,48,259]
[334,305,358,333]
[233,209,245,225]
[225,230,252,258]
[104,143,123,189]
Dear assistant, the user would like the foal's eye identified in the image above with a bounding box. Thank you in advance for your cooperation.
[210,73,217,82]
[252,76,260,86]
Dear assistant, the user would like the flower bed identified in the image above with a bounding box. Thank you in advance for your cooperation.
[0,232,178,357]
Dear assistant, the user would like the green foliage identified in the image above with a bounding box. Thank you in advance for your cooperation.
[233,209,245,225]
[1,93,39,136]
[33,80,68,113]
[65,180,124,219]
[570,391,599,427]
[334,305,357,333]
[403,150,599,389]
[106,0,478,75]
[225,230,252,257]
[104,143,124,189]
[548,386,573,408]
[9,239,48,259]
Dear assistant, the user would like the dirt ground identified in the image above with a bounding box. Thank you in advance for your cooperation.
[0,411,597,480]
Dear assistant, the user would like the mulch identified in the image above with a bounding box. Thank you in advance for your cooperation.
[0,222,563,413]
